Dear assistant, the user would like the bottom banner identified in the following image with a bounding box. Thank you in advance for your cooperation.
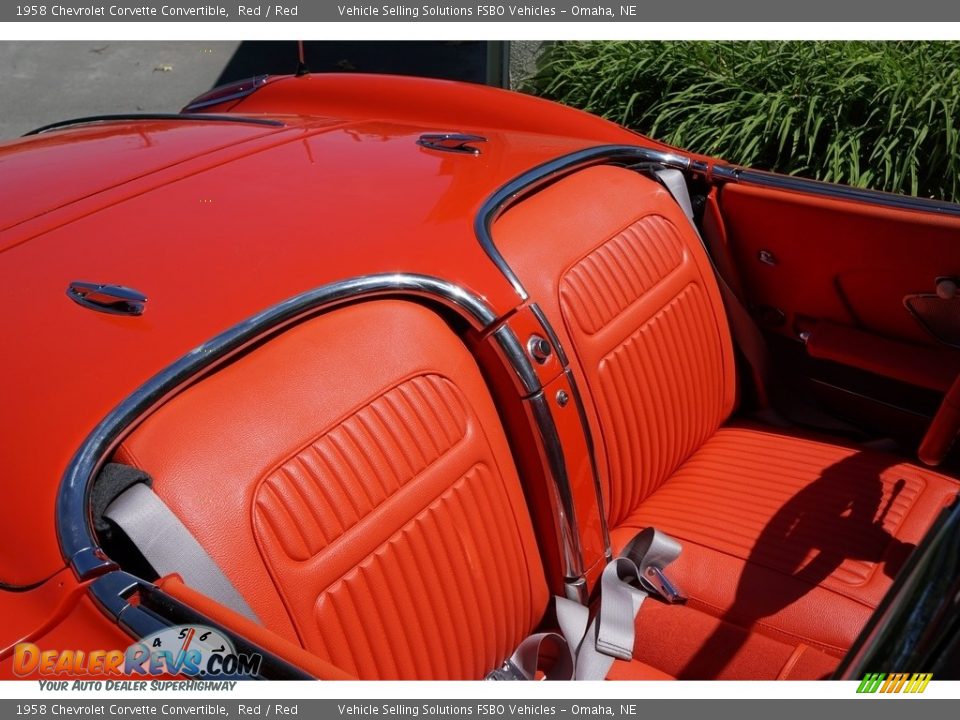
[0,700,955,720]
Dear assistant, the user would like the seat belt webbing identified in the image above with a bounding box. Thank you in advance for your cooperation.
[654,168,771,408]
[577,527,683,680]
[489,528,682,681]
[104,483,260,624]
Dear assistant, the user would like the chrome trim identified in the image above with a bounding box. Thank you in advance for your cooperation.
[530,303,569,368]
[57,273,498,580]
[67,281,147,317]
[89,571,313,679]
[24,113,284,136]
[528,390,585,580]
[491,325,542,397]
[808,378,933,420]
[527,335,552,365]
[566,370,612,561]
[721,166,960,217]
[417,133,487,155]
[564,576,588,605]
[531,304,612,562]
[475,147,694,570]
[182,75,269,112]
[491,323,588,582]
[475,144,693,299]
[88,571,169,639]
[709,165,741,183]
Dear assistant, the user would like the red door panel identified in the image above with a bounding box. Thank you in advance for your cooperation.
[717,179,960,451]
[719,181,960,378]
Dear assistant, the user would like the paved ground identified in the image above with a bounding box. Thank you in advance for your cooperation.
[0,42,241,139]
[0,41,496,141]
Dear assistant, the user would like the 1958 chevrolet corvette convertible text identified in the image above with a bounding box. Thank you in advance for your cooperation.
[1,72,958,681]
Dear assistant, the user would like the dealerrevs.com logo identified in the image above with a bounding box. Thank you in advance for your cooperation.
[13,624,262,680]
[857,673,934,694]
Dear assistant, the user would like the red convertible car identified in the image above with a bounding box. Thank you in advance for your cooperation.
[1,73,959,682]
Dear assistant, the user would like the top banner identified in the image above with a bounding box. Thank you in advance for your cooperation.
[5,0,960,22]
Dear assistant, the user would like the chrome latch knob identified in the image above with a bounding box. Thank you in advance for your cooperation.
[527,335,552,364]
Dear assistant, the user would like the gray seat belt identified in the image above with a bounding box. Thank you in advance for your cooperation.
[574,528,683,680]
[655,168,870,437]
[489,528,682,680]
[104,483,260,624]
[653,168,772,410]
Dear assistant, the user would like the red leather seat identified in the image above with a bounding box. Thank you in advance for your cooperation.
[115,300,553,680]
[494,165,960,678]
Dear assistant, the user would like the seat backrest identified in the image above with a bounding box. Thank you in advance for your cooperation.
[116,299,549,679]
[494,165,738,528]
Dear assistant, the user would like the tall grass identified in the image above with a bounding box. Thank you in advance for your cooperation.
[526,41,960,202]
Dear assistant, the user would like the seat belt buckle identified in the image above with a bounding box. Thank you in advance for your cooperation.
[642,565,685,604]
[486,660,529,681]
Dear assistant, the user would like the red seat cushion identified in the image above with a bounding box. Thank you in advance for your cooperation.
[623,601,840,680]
[614,424,958,660]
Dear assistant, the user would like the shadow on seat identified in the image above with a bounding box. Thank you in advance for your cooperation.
[678,452,915,678]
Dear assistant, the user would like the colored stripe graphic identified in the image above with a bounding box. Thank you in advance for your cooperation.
[857,672,932,693]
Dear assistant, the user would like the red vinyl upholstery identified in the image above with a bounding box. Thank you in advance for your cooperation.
[495,165,738,529]
[616,424,958,661]
[494,165,960,677]
[117,300,551,680]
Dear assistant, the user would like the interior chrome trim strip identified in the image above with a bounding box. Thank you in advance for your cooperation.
[566,370,612,560]
[57,273,498,581]
[491,324,543,397]
[807,378,933,420]
[530,305,611,561]
[528,390,585,580]
[530,303,569,368]
[490,323,588,581]
[475,148,692,565]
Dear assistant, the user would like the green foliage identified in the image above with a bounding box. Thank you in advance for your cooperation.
[525,41,960,202]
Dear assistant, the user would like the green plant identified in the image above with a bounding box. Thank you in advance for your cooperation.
[525,41,960,202]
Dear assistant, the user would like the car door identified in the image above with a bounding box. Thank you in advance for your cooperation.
[715,171,960,453]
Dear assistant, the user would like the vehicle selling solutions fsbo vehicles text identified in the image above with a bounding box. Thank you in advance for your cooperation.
[336,4,554,17]
[335,5,639,17]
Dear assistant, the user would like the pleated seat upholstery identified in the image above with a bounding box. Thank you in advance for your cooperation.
[115,300,551,679]
[494,164,960,677]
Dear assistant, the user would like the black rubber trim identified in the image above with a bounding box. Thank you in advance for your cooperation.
[727,166,960,216]
[24,113,284,136]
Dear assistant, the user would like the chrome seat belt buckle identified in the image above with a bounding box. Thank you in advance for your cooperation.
[642,565,686,604]
[486,660,527,681]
